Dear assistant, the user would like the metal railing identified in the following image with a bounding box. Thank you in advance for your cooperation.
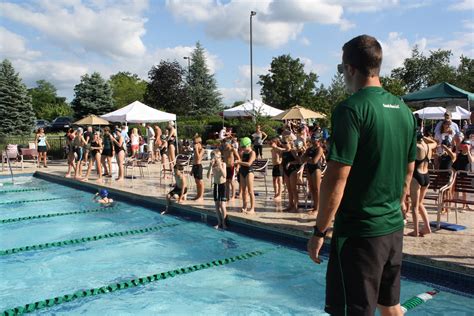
[0,135,66,159]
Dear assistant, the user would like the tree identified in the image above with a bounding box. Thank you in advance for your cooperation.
[71,72,115,119]
[0,59,35,135]
[391,48,456,93]
[455,55,474,92]
[259,54,318,110]
[145,61,191,116]
[28,80,73,121]
[380,76,407,97]
[188,42,222,116]
[109,72,147,109]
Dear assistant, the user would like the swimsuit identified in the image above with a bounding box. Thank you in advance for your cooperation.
[305,147,322,175]
[169,186,187,197]
[102,136,113,157]
[213,183,227,202]
[439,154,453,170]
[239,152,254,178]
[413,145,430,187]
[113,135,124,153]
[90,141,101,158]
[272,164,282,177]
[282,151,298,177]
[453,152,470,171]
[226,165,234,181]
[191,164,203,180]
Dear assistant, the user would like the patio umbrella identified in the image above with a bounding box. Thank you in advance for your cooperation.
[272,105,326,121]
[74,114,110,126]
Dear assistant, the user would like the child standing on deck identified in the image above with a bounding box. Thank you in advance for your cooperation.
[192,134,205,201]
[235,137,256,214]
[207,150,228,229]
[223,139,240,201]
[270,137,283,200]
[162,165,187,214]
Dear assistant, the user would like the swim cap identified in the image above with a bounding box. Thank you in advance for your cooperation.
[240,137,251,148]
[99,189,108,198]
[311,133,321,141]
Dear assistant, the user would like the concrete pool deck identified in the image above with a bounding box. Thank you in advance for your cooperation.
[2,157,473,276]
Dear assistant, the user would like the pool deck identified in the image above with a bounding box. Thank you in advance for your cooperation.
[2,156,473,276]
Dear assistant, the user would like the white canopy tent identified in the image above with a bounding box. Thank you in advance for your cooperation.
[101,101,176,123]
[101,100,179,152]
[223,99,283,118]
[413,106,470,120]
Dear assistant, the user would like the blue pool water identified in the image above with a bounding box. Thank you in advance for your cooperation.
[0,177,472,315]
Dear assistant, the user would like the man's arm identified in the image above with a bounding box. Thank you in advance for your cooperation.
[400,162,415,209]
[314,161,352,232]
[307,161,351,264]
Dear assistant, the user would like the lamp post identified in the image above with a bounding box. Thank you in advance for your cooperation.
[183,56,191,73]
[250,10,257,122]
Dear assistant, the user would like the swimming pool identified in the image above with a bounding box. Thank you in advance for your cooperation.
[0,175,472,315]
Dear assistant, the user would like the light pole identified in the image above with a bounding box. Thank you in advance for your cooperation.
[250,11,256,101]
[250,10,257,122]
[183,56,191,73]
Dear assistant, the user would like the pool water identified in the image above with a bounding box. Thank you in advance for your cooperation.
[0,177,472,315]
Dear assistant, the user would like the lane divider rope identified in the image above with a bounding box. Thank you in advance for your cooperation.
[0,206,119,224]
[0,188,46,194]
[0,197,67,206]
[1,247,277,315]
[0,223,179,256]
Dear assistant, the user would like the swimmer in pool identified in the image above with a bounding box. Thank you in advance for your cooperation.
[94,189,114,205]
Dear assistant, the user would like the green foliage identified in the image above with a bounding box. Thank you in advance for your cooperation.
[28,80,72,121]
[391,48,457,93]
[188,42,223,115]
[145,61,191,115]
[0,59,35,135]
[259,54,319,110]
[71,72,115,119]
[37,103,73,121]
[380,76,407,97]
[454,56,474,92]
[109,72,147,109]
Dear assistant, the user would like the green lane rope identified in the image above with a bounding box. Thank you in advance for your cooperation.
[0,188,46,194]
[0,197,66,206]
[0,206,119,224]
[0,223,179,256]
[1,247,277,315]
[401,289,439,313]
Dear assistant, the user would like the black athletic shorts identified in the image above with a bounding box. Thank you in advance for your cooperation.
[213,183,227,202]
[226,166,234,181]
[191,164,203,180]
[272,164,282,177]
[325,229,403,316]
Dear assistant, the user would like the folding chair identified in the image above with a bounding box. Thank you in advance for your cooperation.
[296,164,310,210]
[424,169,454,206]
[437,171,474,228]
[20,148,38,167]
[251,159,269,196]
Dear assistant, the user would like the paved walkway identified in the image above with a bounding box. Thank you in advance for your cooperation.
[1,153,473,275]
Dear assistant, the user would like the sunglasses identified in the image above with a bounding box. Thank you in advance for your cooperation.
[337,63,344,74]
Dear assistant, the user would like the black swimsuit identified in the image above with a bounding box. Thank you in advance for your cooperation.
[282,151,298,177]
[306,147,322,175]
[90,141,100,157]
[113,135,124,153]
[239,152,253,178]
[439,154,453,170]
[453,152,470,171]
[413,145,430,187]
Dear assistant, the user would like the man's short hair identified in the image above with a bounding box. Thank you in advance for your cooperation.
[342,34,382,77]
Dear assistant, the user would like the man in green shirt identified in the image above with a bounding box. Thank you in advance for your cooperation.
[307,35,416,316]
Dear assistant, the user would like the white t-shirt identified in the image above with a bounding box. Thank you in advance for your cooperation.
[146,126,155,140]
[219,128,226,140]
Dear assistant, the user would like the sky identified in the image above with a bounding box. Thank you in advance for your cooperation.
[0,0,473,106]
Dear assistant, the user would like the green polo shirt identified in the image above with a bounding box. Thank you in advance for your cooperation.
[329,86,417,238]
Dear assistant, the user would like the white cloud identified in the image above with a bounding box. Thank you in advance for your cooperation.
[166,0,351,48]
[300,37,311,46]
[379,32,414,74]
[448,0,473,10]
[335,0,400,13]
[0,0,148,59]
[0,27,41,59]
[298,57,330,76]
